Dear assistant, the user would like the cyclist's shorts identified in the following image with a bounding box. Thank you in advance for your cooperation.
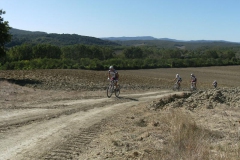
[111,77,118,81]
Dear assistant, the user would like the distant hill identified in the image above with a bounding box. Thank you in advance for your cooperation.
[7,29,240,49]
[9,28,47,35]
[101,36,158,41]
[6,28,119,47]
[101,36,239,43]
[101,36,240,49]
[101,36,185,42]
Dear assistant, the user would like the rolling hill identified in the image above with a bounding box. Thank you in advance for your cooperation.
[6,28,240,50]
[6,28,119,47]
[101,36,240,49]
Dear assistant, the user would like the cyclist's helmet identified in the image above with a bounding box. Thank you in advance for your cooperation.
[109,66,114,70]
[191,73,194,76]
[176,74,179,77]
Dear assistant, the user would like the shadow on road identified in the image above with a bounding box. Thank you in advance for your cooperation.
[117,97,139,101]
[0,78,41,86]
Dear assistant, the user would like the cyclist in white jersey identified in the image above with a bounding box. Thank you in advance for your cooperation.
[173,74,182,88]
[108,66,119,89]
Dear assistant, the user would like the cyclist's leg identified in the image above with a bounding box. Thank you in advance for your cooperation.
[113,78,118,90]
[178,80,181,87]
[115,78,118,89]
[193,82,196,88]
[115,80,119,90]
[176,81,179,88]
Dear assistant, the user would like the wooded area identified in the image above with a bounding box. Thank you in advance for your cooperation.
[1,42,240,70]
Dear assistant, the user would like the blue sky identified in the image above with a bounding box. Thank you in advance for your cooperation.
[1,0,240,42]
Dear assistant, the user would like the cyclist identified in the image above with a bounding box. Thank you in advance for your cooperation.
[173,74,182,89]
[190,73,197,88]
[212,80,217,88]
[108,66,119,90]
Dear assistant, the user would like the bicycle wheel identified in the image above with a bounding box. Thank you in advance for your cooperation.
[107,84,114,98]
[190,85,197,92]
[173,84,179,91]
[115,85,120,97]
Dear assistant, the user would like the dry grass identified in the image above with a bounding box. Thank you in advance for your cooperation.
[156,109,210,160]
[139,108,239,160]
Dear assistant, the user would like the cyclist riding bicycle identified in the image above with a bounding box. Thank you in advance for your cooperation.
[173,74,182,89]
[212,80,217,88]
[190,73,197,88]
[108,66,119,90]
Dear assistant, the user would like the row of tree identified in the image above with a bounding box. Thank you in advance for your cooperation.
[4,43,239,61]
[1,57,240,70]
[5,44,114,61]
[1,42,240,70]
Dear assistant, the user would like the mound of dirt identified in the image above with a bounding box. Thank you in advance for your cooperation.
[157,87,240,111]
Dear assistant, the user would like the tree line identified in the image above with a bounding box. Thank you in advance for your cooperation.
[1,43,240,70]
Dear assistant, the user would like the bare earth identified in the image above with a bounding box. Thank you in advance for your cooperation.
[0,66,240,160]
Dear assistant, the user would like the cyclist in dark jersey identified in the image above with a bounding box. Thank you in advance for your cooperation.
[212,80,217,88]
[190,73,197,88]
[173,74,182,89]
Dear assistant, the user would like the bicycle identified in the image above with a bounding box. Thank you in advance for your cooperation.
[172,82,181,91]
[107,80,120,98]
[213,83,217,89]
[190,82,197,92]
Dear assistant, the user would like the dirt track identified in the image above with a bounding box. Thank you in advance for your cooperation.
[1,66,240,159]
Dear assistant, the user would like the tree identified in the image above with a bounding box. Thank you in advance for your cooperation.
[7,44,33,61]
[123,47,144,59]
[33,44,61,59]
[0,10,11,59]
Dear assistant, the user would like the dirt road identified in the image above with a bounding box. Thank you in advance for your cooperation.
[0,81,181,160]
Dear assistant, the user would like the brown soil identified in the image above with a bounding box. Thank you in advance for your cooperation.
[0,66,240,160]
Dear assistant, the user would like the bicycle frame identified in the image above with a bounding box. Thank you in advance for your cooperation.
[173,82,180,91]
[107,80,120,98]
[190,82,197,91]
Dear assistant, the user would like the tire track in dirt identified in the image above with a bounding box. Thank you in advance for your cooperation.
[0,90,181,160]
[42,124,101,160]
[0,98,109,133]
[0,90,171,132]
